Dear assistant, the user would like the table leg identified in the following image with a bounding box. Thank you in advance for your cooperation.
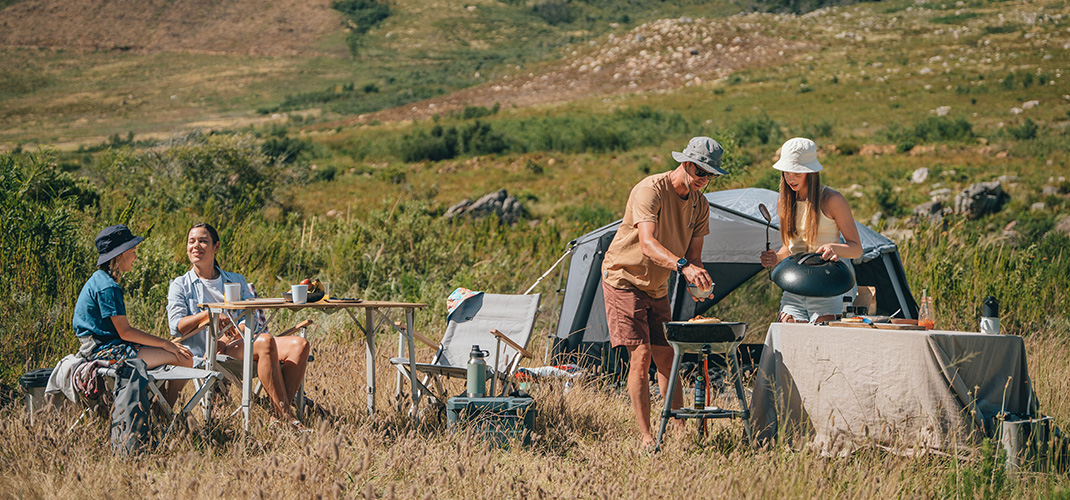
[655,343,684,452]
[366,308,375,415]
[406,308,419,420]
[242,309,254,432]
[204,309,219,422]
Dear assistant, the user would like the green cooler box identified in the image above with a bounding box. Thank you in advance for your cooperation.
[446,396,536,447]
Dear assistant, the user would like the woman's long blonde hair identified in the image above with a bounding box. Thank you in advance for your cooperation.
[779,172,823,248]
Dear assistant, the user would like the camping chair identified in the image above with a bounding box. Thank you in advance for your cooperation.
[69,361,223,444]
[178,315,316,420]
[390,293,540,413]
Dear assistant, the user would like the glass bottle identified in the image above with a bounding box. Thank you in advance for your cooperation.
[919,289,935,330]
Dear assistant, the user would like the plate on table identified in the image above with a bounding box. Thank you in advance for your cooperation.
[282,291,325,303]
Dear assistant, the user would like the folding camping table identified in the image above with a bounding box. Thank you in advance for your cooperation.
[199,298,426,430]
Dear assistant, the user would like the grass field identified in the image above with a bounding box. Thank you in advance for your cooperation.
[2,0,1070,497]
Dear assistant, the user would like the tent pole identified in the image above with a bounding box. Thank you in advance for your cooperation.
[544,248,571,365]
[883,253,913,319]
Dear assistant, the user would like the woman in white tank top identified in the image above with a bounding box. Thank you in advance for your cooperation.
[759,138,863,323]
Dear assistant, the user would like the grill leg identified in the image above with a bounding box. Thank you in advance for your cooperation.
[655,343,684,453]
[728,349,753,445]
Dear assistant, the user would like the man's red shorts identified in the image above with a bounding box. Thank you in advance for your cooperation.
[602,281,671,347]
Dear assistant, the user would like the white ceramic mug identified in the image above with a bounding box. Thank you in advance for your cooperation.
[291,284,308,304]
[224,283,241,303]
[980,316,1000,334]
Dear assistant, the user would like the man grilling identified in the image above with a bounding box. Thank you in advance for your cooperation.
[601,136,722,448]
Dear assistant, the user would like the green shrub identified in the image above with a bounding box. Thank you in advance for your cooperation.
[400,125,459,162]
[533,0,574,25]
[931,12,979,24]
[1007,118,1038,141]
[837,141,860,156]
[732,113,779,146]
[883,116,974,146]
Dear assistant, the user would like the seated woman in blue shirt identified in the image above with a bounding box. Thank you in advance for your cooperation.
[74,224,193,404]
[167,223,309,425]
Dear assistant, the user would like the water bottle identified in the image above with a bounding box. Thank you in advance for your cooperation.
[694,374,706,411]
[467,345,488,398]
[981,296,1000,334]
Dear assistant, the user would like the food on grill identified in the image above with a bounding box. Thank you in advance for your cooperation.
[840,317,865,323]
[687,315,721,324]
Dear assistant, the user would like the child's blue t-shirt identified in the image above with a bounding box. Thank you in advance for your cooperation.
[72,270,127,350]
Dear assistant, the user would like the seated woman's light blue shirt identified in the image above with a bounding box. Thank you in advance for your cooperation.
[167,268,252,366]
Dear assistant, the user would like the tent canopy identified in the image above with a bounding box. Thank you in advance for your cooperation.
[554,188,918,354]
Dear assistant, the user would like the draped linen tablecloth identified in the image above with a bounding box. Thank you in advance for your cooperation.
[750,323,1035,455]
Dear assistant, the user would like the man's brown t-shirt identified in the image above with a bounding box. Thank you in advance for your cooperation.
[601,171,710,298]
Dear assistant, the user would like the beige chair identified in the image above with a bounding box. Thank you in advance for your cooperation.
[390,293,540,413]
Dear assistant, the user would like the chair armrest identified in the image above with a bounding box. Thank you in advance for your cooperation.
[394,321,438,349]
[490,329,533,360]
[276,319,314,337]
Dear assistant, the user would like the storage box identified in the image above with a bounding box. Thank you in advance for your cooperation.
[446,396,536,447]
[999,415,1054,471]
[19,368,53,424]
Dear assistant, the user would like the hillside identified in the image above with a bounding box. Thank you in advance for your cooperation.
[0,0,344,55]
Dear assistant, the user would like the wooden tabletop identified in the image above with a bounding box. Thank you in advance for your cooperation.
[199,298,427,310]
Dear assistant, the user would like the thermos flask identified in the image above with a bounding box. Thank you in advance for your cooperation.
[467,345,488,397]
[981,296,1000,334]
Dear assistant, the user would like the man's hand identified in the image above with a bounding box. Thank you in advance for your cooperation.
[681,263,712,292]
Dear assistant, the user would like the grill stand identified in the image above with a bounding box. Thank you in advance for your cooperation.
[654,336,753,452]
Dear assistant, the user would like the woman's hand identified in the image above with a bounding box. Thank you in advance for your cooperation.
[760,250,779,268]
[165,341,193,360]
[815,243,840,261]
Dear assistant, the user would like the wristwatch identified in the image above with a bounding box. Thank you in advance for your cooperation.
[676,258,688,273]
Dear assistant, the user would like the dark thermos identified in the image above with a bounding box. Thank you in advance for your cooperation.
[981,296,1000,334]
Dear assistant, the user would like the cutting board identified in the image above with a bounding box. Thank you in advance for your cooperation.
[828,321,927,330]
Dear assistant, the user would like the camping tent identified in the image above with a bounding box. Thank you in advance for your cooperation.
[552,187,918,365]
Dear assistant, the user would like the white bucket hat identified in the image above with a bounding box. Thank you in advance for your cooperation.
[672,136,727,175]
[773,137,823,173]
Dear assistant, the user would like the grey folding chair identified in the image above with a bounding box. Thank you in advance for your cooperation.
[391,293,540,413]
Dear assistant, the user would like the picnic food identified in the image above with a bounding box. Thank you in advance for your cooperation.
[310,279,324,294]
[300,278,311,286]
[687,315,721,324]
[841,316,865,323]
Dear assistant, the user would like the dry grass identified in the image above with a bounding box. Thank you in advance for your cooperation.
[4,320,1070,498]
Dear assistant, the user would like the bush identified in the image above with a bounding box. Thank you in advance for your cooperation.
[733,114,779,146]
[1007,118,1038,141]
[883,116,974,146]
[533,0,574,25]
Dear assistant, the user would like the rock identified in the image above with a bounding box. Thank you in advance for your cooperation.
[934,106,951,116]
[911,167,930,184]
[1031,202,1047,212]
[912,200,946,223]
[1022,100,1040,110]
[954,181,1009,219]
[326,209,340,218]
[1051,216,1070,237]
[444,189,526,224]
[930,188,953,202]
[1043,186,1060,196]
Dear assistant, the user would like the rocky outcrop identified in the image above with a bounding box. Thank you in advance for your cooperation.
[954,181,1009,219]
[445,189,526,224]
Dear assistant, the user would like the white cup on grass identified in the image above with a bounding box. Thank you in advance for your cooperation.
[291,284,308,304]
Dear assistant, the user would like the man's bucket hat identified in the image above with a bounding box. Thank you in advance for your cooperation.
[672,136,727,175]
[773,137,823,173]
[95,224,144,265]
